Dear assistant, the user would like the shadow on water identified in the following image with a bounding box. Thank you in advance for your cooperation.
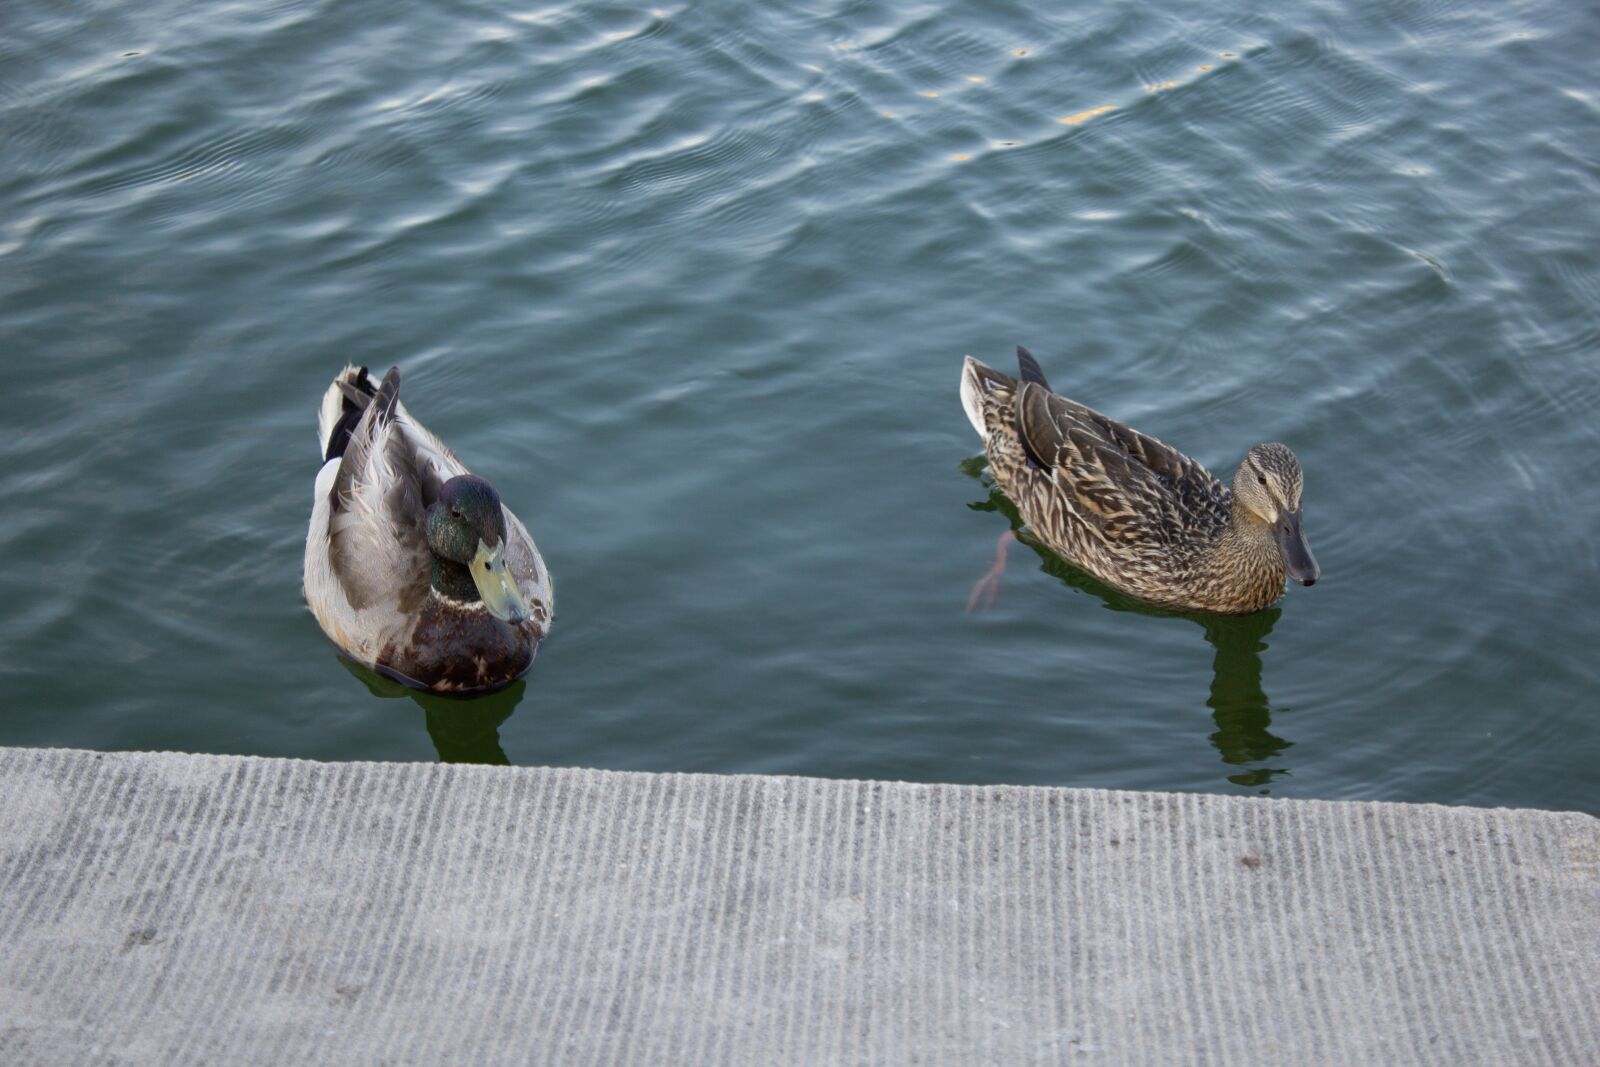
[336,657,524,765]
[963,458,1291,791]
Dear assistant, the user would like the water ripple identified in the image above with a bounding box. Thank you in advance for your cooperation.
[1,0,1596,811]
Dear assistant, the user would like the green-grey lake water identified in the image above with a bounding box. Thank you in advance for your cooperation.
[3,0,1597,812]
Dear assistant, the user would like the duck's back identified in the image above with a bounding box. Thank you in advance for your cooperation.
[961,351,1231,600]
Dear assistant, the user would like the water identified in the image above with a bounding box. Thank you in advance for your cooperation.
[2,0,1596,813]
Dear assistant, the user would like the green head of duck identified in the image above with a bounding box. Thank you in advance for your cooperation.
[426,475,531,624]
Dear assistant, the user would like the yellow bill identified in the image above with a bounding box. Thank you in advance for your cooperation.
[471,539,529,624]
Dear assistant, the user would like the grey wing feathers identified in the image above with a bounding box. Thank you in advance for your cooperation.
[393,406,470,507]
[328,368,432,612]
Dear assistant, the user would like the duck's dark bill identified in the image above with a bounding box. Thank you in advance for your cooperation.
[1276,509,1321,586]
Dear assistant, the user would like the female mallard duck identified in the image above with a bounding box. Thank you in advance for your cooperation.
[304,366,553,693]
[960,347,1319,615]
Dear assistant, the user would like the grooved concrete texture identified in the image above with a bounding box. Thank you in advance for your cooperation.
[1,748,1596,1066]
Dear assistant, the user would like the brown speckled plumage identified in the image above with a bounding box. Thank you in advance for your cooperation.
[377,596,542,694]
[960,348,1319,615]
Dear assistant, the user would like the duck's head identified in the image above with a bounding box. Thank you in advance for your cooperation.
[426,475,530,623]
[1232,443,1320,586]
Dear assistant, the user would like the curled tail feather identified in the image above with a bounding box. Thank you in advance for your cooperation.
[318,365,376,463]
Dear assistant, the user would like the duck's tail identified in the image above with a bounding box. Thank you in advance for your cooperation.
[317,365,376,463]
[1014,345,1051,389]
[958,353,1017,438]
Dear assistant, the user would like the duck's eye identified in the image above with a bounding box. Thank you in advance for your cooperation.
[1257,476,1267,486]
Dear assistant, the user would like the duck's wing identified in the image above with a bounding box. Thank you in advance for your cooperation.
[327,367,438,615]
[382,395,549,619]
[1015,381,1230,544]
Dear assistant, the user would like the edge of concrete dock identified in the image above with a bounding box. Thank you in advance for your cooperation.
[2,746,1596,1066]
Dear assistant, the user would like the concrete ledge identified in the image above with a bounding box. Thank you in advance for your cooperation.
[1,747,1596,1065]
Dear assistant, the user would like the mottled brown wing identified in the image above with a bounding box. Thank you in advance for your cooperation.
[1015,382,1230,544]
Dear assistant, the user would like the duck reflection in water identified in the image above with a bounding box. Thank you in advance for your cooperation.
[964,469,1291,790]
[1199,607,1289,788]
[337,657,524,765]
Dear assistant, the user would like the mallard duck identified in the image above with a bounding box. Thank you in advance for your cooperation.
[304,366,552,693]
[960,347,1319,615]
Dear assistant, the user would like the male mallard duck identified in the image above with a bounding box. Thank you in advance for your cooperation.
[304,366,552,693]
[960,347,1319,615]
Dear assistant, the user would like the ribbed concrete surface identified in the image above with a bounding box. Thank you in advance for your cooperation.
[1,748,1596,1066]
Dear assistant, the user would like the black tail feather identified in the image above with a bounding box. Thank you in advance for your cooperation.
[1016,346,1051,389]
[324,366,376,462]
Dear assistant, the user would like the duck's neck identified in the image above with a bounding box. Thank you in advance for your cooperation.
[1196,508,1286,612]
[431,556,480,604]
